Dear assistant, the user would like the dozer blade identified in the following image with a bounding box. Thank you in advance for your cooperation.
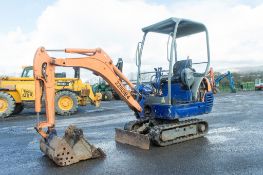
[115,128,150,150]
[40,125,105,166]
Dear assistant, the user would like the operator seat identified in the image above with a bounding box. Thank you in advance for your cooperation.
[172,59,193,83]
[160,59,194,84]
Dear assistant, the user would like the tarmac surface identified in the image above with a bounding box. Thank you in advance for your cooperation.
[0,91,263,175]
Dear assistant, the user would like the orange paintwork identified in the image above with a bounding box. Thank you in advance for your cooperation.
[208,67,215,88]
[203,77,212,92]
[33,47,142,138]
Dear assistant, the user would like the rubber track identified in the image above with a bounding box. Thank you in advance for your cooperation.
[149,119,208,147]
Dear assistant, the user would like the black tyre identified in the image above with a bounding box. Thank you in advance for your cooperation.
[12,103,24,115]
[103,91,113,101]
[0,92,15,118]
[113,92,121,100]
[55,90,78,116]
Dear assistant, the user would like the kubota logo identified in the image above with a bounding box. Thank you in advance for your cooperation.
[115,81,129,99]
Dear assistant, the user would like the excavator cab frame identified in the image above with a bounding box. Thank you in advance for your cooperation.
[134,18,213,120]
[21,66,34,77]
[136,18,211,102]
[21,65,81,78]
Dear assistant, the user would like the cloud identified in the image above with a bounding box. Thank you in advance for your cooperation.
[0,0,262,79]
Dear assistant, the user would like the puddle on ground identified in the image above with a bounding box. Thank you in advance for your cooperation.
[207,126,239,144]
[206,135,234,144]
[208,127,239,134]
[85,108,106,113]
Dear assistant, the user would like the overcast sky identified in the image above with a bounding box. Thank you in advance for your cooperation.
[0,0,262,79]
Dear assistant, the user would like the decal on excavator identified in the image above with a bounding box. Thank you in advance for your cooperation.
[114,81,129,99]
[57,81,70,86]
[22,89,33,98]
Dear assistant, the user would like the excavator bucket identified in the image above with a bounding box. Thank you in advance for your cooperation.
[40,125,105,166]
[115,128,150,150]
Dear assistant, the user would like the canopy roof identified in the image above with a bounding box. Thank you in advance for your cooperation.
[142,17,207,38]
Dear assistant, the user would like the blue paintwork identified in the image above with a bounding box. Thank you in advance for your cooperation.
[162,83,192,102]
[137,84,153,95]
[136,73,214,120]
[150,92,213,120]
[136,84,152,118]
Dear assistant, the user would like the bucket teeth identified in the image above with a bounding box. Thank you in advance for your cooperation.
[91,147,106,158]
[40,125,105,166]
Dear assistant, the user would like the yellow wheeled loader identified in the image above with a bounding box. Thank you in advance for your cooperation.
[0,66,101,118]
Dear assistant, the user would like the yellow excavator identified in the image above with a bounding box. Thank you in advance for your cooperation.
[33,18,214,166]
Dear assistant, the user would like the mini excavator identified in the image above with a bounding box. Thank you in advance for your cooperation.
[33,18,214,166]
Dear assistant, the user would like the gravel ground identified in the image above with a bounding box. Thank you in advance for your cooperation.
[0,91,263,175]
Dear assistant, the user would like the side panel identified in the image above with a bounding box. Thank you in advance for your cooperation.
[162,83,192,102]
[151,92,214,120]
[0,79,35,101]
[55,78,80,91]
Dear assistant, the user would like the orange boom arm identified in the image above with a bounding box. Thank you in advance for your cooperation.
[33,47,142,138]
